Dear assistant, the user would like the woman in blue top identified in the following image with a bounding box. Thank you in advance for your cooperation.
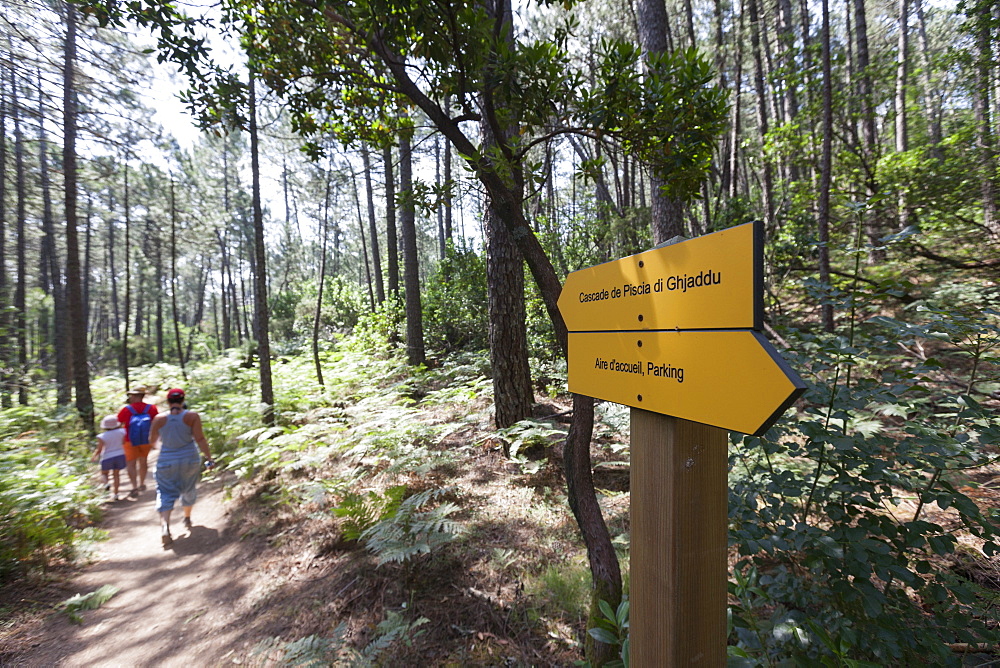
[149,388,215,548]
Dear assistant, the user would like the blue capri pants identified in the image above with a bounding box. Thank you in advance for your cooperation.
[155,449,201,512]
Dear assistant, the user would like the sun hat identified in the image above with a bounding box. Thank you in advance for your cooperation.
[127,385,146,396]
[166,388,186,402]
[100,415,120,430]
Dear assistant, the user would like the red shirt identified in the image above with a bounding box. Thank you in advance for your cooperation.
[117,401,159,445]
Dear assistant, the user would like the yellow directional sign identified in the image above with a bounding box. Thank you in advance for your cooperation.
[567,330,805,435]
[558,222,762,333]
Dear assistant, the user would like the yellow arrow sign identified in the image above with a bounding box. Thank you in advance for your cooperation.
[557,221,762,332]
[568,330,805,435]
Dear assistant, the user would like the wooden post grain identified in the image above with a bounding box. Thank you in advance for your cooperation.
[630,410,728,666]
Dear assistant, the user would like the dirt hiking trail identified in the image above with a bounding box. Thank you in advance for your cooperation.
[21,461,257,667]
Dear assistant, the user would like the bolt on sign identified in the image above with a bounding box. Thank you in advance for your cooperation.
[557,221,805,435]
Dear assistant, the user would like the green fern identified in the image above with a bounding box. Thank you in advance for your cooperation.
[59,584,119,624]
[360,487,463,564]
[333,485,407,542]
[249,612,427,667]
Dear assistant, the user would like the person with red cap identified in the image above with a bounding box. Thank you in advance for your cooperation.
[148,388,215,548]
[117,385,158,497]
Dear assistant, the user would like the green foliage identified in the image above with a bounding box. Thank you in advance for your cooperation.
[249,610,428,667]
[59,585,120,625]
[345,298,405,357]
[360,487,463,565]
[586,598,630,668]
[332,485,407,542]
[421,245,489,353]
[728,295,1000,664]
[493,418,566,473]
[0,406,100,579]
[526,557,591,625]
[588,43,729,201]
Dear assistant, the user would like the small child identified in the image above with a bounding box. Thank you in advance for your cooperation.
[93,415,127,501]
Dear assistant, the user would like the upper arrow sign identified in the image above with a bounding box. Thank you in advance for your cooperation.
[558,221,763,332]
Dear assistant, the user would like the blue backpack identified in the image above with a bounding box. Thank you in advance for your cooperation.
[126,404,152,445]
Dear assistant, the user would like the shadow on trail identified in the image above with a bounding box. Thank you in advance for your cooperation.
[168,526,223,556]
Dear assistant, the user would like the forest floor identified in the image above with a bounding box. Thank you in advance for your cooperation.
[0,393,629,667]
[0,459,269,667]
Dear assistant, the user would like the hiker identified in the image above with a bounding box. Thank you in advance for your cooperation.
[149,388,215,548]
[92,415,127,502]
[117,385,158,497]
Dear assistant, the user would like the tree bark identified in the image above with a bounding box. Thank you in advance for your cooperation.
[249,69,275,424]
[895,0,911,230]
[973,7,998,235]
[748,0,777,226]
[351,163,377,311]
[313,161,332,388]
[818,0,835,332]
[0,62,9,408]
[63,3,95,431]
[399,124,425,366]
[362,143,385,303]
[38,72,71,405]
[169,180,187,379]
[14,70,27,406]
[383,144,400,297]
[635,0,687,242]
[480,0,534,429]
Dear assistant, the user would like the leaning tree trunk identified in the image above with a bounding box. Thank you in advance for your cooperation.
[249,69,275,425]
[63,3,94,431]
[359,19,619,665]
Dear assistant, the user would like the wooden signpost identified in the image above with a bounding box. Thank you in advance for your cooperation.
[557,221,805,666]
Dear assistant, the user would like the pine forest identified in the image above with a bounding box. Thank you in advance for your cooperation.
[1,0,999,664]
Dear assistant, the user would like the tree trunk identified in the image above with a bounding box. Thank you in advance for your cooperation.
[399,125,425,366]
[853,0,884,258]
[0,63,9,408]
[362,143,385,304]
[354,21,619,664]
[480,2,534,430]
[63,3,94,431]
[38,73,71,405]
[973,9,998,234]
[249,69,275,424]
[383,144,400,297]
[14,70,27,406]
[635,0,687,242]
[169,180,187,379]
[122,156,131,389]
[895,0,910,230]
[351,163,377,311]
[818,0,835,332]
[313,161,332,388]
[748,0,777,225]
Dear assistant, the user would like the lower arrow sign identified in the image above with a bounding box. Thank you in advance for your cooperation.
[568,330,805,435]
